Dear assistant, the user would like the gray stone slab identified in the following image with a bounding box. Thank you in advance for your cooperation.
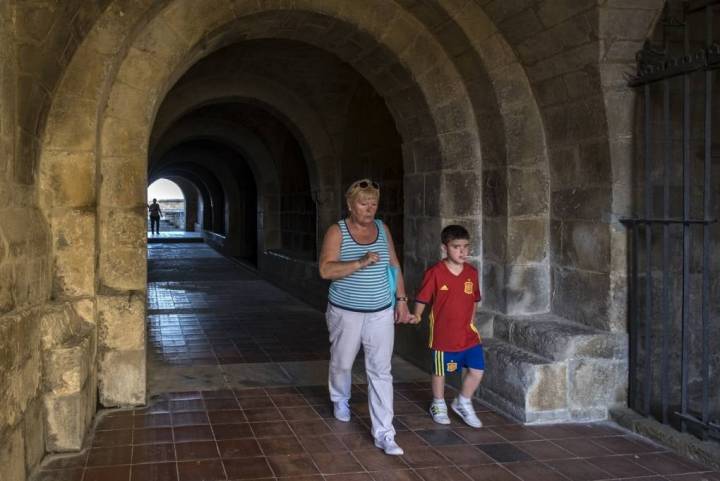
[148,364,227,395]
[221,363,294,388]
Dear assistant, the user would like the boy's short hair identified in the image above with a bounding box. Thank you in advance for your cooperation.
[441,225,470,244]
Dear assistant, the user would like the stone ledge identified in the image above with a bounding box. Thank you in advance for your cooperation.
[610,406,720,472]
[494,313,627,361]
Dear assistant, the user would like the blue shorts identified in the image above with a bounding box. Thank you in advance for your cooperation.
[432,345,485,376]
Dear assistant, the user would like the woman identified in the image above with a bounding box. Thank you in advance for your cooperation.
[319,179,413,456]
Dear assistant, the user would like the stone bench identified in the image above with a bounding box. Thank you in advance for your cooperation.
[478,313,627,424]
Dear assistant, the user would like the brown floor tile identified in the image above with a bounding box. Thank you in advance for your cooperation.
[42,453,88,469]
[132,443,176,464]
[202,390,235,400]
[340,432,376,451]
[667,473,720,480]
[97,413,135,430]
[554,438,614,458]
[258,436,306,455]
[462,464,522,481]
[236,397,271,409]
[280,406,321,421]
[476,443,533,463]
[170,399,206,412]
[130,462,178,481]
[634,453,708,476]
[267,453,320,477]
[491,425,545,442]
[173,425,214,442]
[453,428,505,445]
[326,418,368,434]
[134,414,172,429]
[34,468,84,481]
[213,423,253,440]
[243,407,282,422]
[83,465,131,481]
[415,429,467,446]
[92,429,133,447]
[415,466,473,481]
[172,412,210,426]
[234,388,267,399]
[401,446,453,469]
[299,434,348,453]
[434,445,494,466]
[86,446,133,467]
[313,404,335,418]
[133,427,174,445]
[544,458,614,480]
[325,473,374,481]
[591,436,662,455]
[370,469,424,481]
[217,438,262,458]
[396,415,450,431]
[222,456,273,479]
[311,451,364,474]
[476,413,515,427]
[175,441,220,461]
[395,431,430,448]
[207,410,245,425]
[514,440,575,460]
[585,454,654,478]
[505,461,569,481]
[271,393,309,406]
[250,421,293,438]
[290,420,332,436]
[177,459,226,481]
[351,449,408,471]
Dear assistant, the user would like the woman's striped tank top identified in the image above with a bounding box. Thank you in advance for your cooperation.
[328,219,392,312]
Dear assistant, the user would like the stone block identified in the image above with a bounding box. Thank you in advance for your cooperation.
[411,138,442,173]
[43,95,97,152]
[99,247,146,291]
[97,294,145,351]
[439,171,482,217]
[0,426,25,481]
[52,209,95,298]
[517,28,566,65]
[552,187,611,221]
[43,327,93,395]
[98,348,146,407]
[44,380,92,452]
[552,267,610,330]
[600,8,658,41]
[568,358,627,411]
[437,130,479,170]
[23,396,44,473]
[481,261,505,312]
[482,217,506,263]
[535,76,569,107]
[537,0,595,28]
[482,168,507,218]
[40,151,96,209]
[560,220,611,272]
[507,217,548,264]
[499,8,544,46]
[505,264,550,314]
[508,167,549,216]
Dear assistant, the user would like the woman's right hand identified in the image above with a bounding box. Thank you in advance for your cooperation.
[358,251,380,268]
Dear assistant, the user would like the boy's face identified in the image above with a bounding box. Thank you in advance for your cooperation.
[443,238,470,264]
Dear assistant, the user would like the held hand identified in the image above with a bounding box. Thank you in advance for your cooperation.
[358,251,380,268]
[394,302,412,324]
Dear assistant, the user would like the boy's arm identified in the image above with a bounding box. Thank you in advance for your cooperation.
[411,302,426,324]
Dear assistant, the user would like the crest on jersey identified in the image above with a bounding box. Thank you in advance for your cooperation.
[464,279,473,295]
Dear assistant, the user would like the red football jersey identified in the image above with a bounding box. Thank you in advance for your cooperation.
[415,261,481,351]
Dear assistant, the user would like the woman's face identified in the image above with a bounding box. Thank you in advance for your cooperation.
[348,194,378,224]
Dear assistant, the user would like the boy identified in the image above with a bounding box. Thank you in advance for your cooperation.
[412,225,484,427]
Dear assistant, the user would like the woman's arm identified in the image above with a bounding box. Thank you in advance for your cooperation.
[318,224,377,280]
[383,224,414,323]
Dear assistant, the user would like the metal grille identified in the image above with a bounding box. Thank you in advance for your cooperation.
[625,0,720,441]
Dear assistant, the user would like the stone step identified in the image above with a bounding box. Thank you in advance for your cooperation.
[479,337,568,423]
[493,313,626,361]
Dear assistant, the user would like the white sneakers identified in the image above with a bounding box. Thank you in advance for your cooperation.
[451,396,483,428]
[333,400,351,422]
[429,401,451,425]
[375,434,404,455]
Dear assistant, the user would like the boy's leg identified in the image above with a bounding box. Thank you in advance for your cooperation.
[429,351,450,425]
[461,368,484,399]
[431,374,446,400]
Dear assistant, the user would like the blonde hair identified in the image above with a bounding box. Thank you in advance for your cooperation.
[345,178,380,204]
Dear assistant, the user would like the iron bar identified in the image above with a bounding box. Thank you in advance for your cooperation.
[630,220,640,413]
[701,5,713,439]
[661,79,672,425]
[679,21,691,432]
[643,84,653,417]
[687,0,720,13]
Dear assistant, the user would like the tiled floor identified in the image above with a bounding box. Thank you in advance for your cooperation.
[34,243,720,481]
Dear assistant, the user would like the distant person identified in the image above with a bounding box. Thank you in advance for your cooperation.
[412,224,484,428]
[148,198,162,236]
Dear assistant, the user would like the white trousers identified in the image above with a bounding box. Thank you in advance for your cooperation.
[326,304,395,441]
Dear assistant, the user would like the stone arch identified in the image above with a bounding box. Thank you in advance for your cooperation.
[153,117,283,252]
[35,0,554,405]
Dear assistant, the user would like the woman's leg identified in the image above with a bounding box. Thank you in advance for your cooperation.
[327,305,363,404]
[362,307,395,441]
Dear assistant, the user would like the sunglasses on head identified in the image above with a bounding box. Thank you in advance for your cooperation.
[353,180,380,190]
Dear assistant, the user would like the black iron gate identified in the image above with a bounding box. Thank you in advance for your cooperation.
[625,0,719,441]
